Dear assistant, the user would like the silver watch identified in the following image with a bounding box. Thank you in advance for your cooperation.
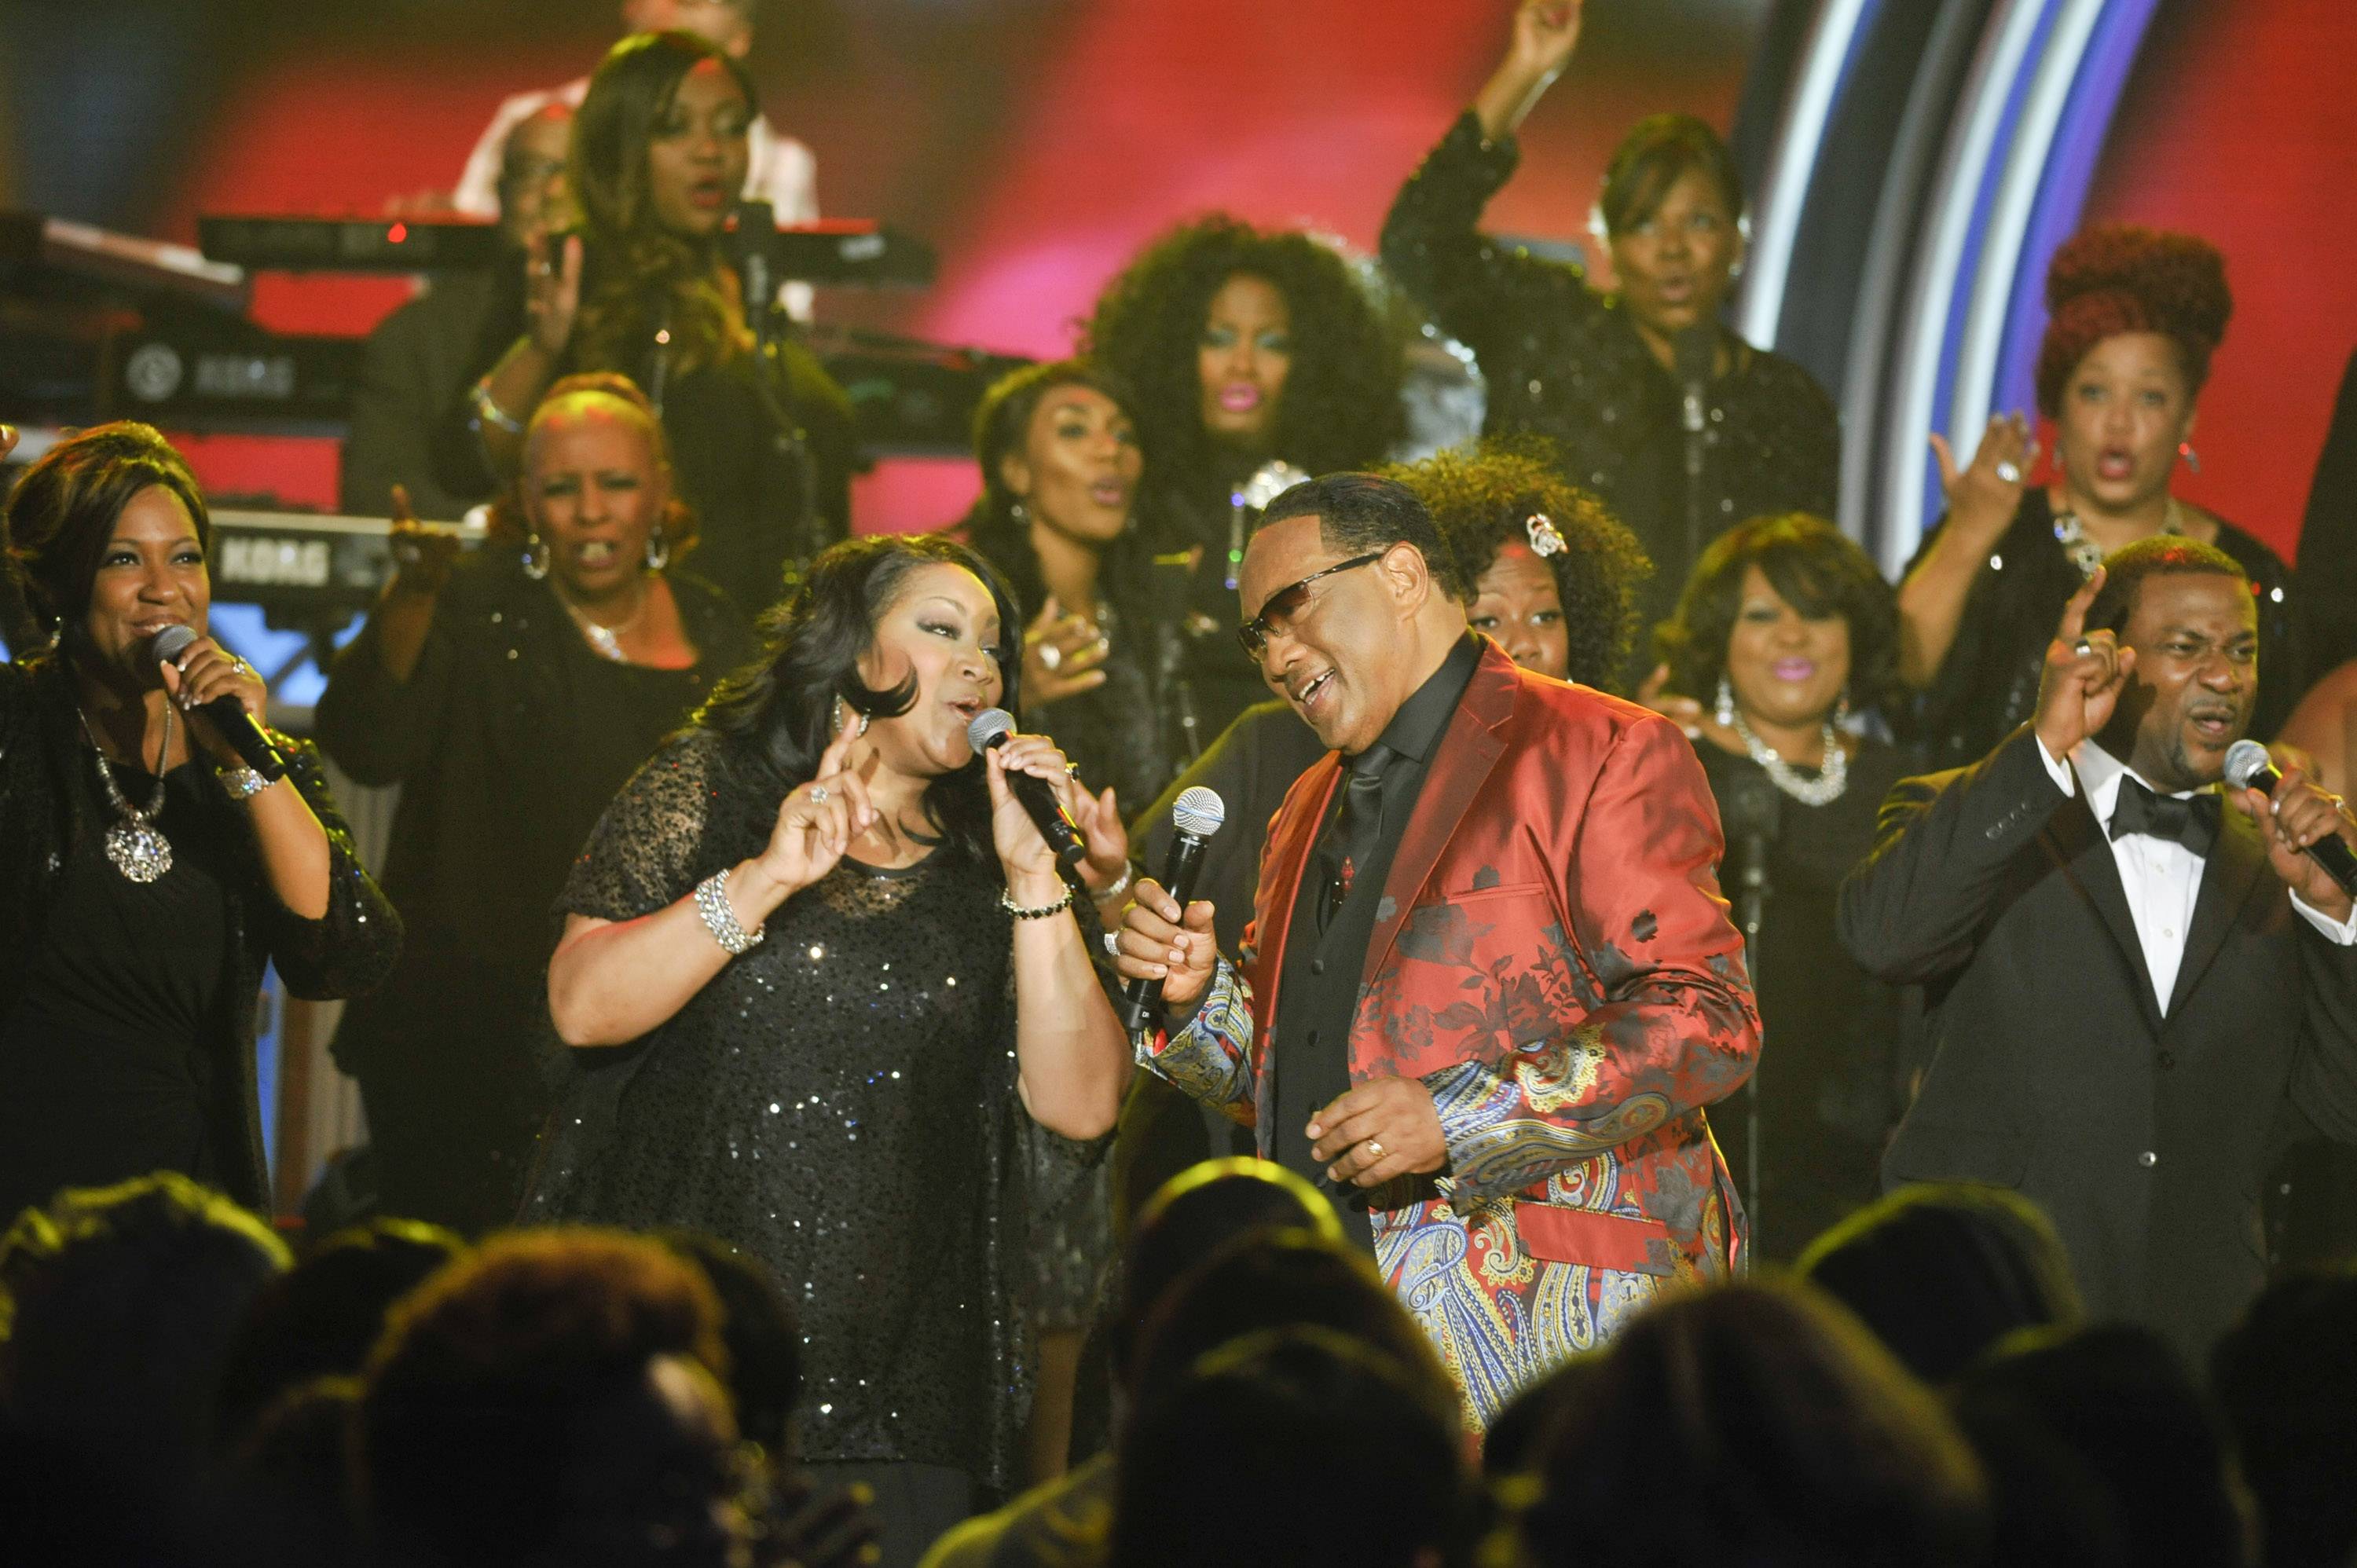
[217,766,272,801]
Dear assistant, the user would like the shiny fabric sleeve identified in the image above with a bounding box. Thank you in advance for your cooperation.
[1378,111,1604,365]
[256,735,404,1001]
[1135,957,1257,1127]
[1419,714,1761,1204]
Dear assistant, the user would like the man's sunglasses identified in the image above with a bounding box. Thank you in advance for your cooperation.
[1236,551,1387,658]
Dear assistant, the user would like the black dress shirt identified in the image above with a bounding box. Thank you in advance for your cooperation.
[1272,633,1482,1247]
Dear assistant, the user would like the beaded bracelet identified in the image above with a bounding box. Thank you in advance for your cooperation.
[1001,885,1075,921]
[695,869,764,954]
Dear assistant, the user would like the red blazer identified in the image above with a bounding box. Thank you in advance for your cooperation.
[1144,641,1759,1423]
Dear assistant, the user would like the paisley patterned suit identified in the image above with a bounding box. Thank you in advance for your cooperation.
[1141,641,1760,1424]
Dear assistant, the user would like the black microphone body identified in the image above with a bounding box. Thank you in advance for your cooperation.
[152,626,287,780]
[966,709,1087,870]
[1673,323,1715,580]
[2225,739,2357,898]
[1120,829,1211,1032]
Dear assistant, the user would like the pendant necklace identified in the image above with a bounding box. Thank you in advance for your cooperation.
[559,574,652,663]
[78,702,176,882]
[2053,495,2185,580]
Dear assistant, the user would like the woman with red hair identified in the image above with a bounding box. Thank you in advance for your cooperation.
[1896,224,2294,769]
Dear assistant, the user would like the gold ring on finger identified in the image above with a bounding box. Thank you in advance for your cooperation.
[1364,1139,1384,1161]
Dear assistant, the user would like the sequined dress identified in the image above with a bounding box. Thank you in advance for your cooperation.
[526,729,1032,1491]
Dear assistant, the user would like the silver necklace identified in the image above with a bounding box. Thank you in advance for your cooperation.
[558,576,653,663]
[77,702,176,882]
[2053,496,2186,579]
[1730,709,1848,807]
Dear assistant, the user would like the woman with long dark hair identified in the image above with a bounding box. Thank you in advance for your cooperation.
[0,423,399,1223]
[529,533,1130,1548]
[1083,216,1408,756]
[471,28,854,619]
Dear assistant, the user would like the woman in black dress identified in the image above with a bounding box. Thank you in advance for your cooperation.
[1380,0,1838,662]
[1649,513,1911,1261]
[1899,223,2293,770]
[0,423,399,1223]
[317,374,756,1233]
[530,534,1129,1557]
[1083,216,1407,758]
[468,28,855,619]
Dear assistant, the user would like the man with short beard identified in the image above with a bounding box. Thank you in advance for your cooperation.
[1842,534,2357,1357]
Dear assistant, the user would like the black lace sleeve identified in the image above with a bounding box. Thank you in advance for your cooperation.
[259,735,405,1001]
[559,728,725,923]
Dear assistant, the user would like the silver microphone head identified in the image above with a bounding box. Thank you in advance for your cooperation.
[1171,786,1226,839]
[2223,738,2274,791]
[965,706,1016,752]
[151,624,199,662]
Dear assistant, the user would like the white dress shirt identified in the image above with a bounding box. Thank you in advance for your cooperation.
[2036,735,2357,1013]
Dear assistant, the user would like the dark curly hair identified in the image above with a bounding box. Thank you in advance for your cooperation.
[694,533,1021,877]
[956,356,1144,619]
[2084,533,2247,638]
[2,420,209,649]
[1380,438,1651,693]
[1081,214,1406,485]
[1654,513,1901,715]
[2035,225,2231,418]
[569,31,758,383]
[487,372,699,559]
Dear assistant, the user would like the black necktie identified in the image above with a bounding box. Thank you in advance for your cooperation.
[1318,745,1394,932]
[2109,775,2222,857]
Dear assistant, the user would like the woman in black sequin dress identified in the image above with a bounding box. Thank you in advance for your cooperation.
[529,535,1129,1553]
[1380,2,1838,665]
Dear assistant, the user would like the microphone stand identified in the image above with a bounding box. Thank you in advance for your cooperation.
[1719,764,1780,1240]
[728,201,823,564]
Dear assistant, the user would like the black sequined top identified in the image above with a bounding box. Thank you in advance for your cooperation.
[1381,112,1841,647]
[1905,491,2298,771]
[525,729,1034,1489]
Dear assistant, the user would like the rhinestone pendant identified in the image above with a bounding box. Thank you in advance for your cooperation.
[104,820,173,883]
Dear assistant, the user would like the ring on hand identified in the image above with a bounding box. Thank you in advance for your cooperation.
[1994,460,2022,485]
[810,786,830,804]
[1364,1139,1385,1161]
[2073,638,2094,655]
[1102,931,1121,957]
[1038,643,1063,672]
[1065,761,1081,777]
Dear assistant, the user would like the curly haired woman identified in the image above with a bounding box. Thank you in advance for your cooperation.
[1083,215,1408,756]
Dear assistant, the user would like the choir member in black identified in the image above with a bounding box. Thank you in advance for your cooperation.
[339,100,572,522]
[2295,346,2357,676]
[1646,513,1912,1259]
[1083,215,1407,758]
[528,534,1130,1552]
[1899,223,2293,771]
[469,28,855,620]
[1380,0,1837,662]
[0,423,399,1224]
[317,375,755,1233]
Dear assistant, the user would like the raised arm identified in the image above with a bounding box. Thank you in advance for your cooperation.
[1897,413,2036,687]
[1472,0,1585,142]
[313,498,465,787]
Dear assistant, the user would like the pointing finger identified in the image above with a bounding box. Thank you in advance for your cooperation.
[2058,564,2106,645]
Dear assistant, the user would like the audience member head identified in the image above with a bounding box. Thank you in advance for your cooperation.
[2212,1268,2357,1568]
[1114,1157,1340,1387]
[497,100,575,253]
[1955,1322,2253,1568]
[2036,225,2230,514]
[1112,1324,1471,1568]
[1794,1181,2080,1384]
[2,419,211,668]
[355,1228,747,1568]
[2082,533,2254,789]
[1386,438,1650,689]
[492,372,697,588]
[1654,511,1901,735]
[0,1173,288,1491]
[1519,1280,1987,1568]
[961,357,1146,614]
[1083,214,1406,476]
[695,533,1019,870]
[621,0,757,57]
[206,1376,369,1568]
[1595,114,1747,361]
[1244,473,1467,754]
[656,1230,803,1454]
[212,1218,464,1449]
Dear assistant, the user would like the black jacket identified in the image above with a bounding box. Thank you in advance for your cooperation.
[1838,724,2357,1356]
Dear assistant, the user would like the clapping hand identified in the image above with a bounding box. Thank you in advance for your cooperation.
[2033,567,2135,761]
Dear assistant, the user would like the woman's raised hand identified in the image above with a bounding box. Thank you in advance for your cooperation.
[526,232,584,358]
[1021,596,1111,708]
[750,722,876,904]
[984,730,1089,893]
[1505,0,1585,80]
[1929,412,2036,553]
[384,484,460,598]
[1637,662,1743,753]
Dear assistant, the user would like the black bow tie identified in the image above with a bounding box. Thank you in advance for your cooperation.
[2108,775,2222,856]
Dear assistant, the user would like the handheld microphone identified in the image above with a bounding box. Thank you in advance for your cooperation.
[2224,739,2357,898]
[1119,787,1227,1031]
[966,707,1087,870]
[152,625,287,781]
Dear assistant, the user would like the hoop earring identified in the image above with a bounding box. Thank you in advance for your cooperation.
[1835,685,1851,727]
[644,526,671,573]
[834,694,869,739]
[521,531,550,581]
[1010,499,1028,524]
[1714,676,1736,729]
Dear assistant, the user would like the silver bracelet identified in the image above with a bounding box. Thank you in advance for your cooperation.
[216,766,271,801]
[1001,885,1075,921]
[468,380,525,436]
[694,869,764,954]
[1091,861,1134,904]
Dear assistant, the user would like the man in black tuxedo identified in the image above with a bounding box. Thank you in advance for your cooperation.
[1841,536,2357,1357]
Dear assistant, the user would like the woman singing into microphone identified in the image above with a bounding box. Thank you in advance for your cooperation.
[0,423,399,1223]
[530,533,1129,1539]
